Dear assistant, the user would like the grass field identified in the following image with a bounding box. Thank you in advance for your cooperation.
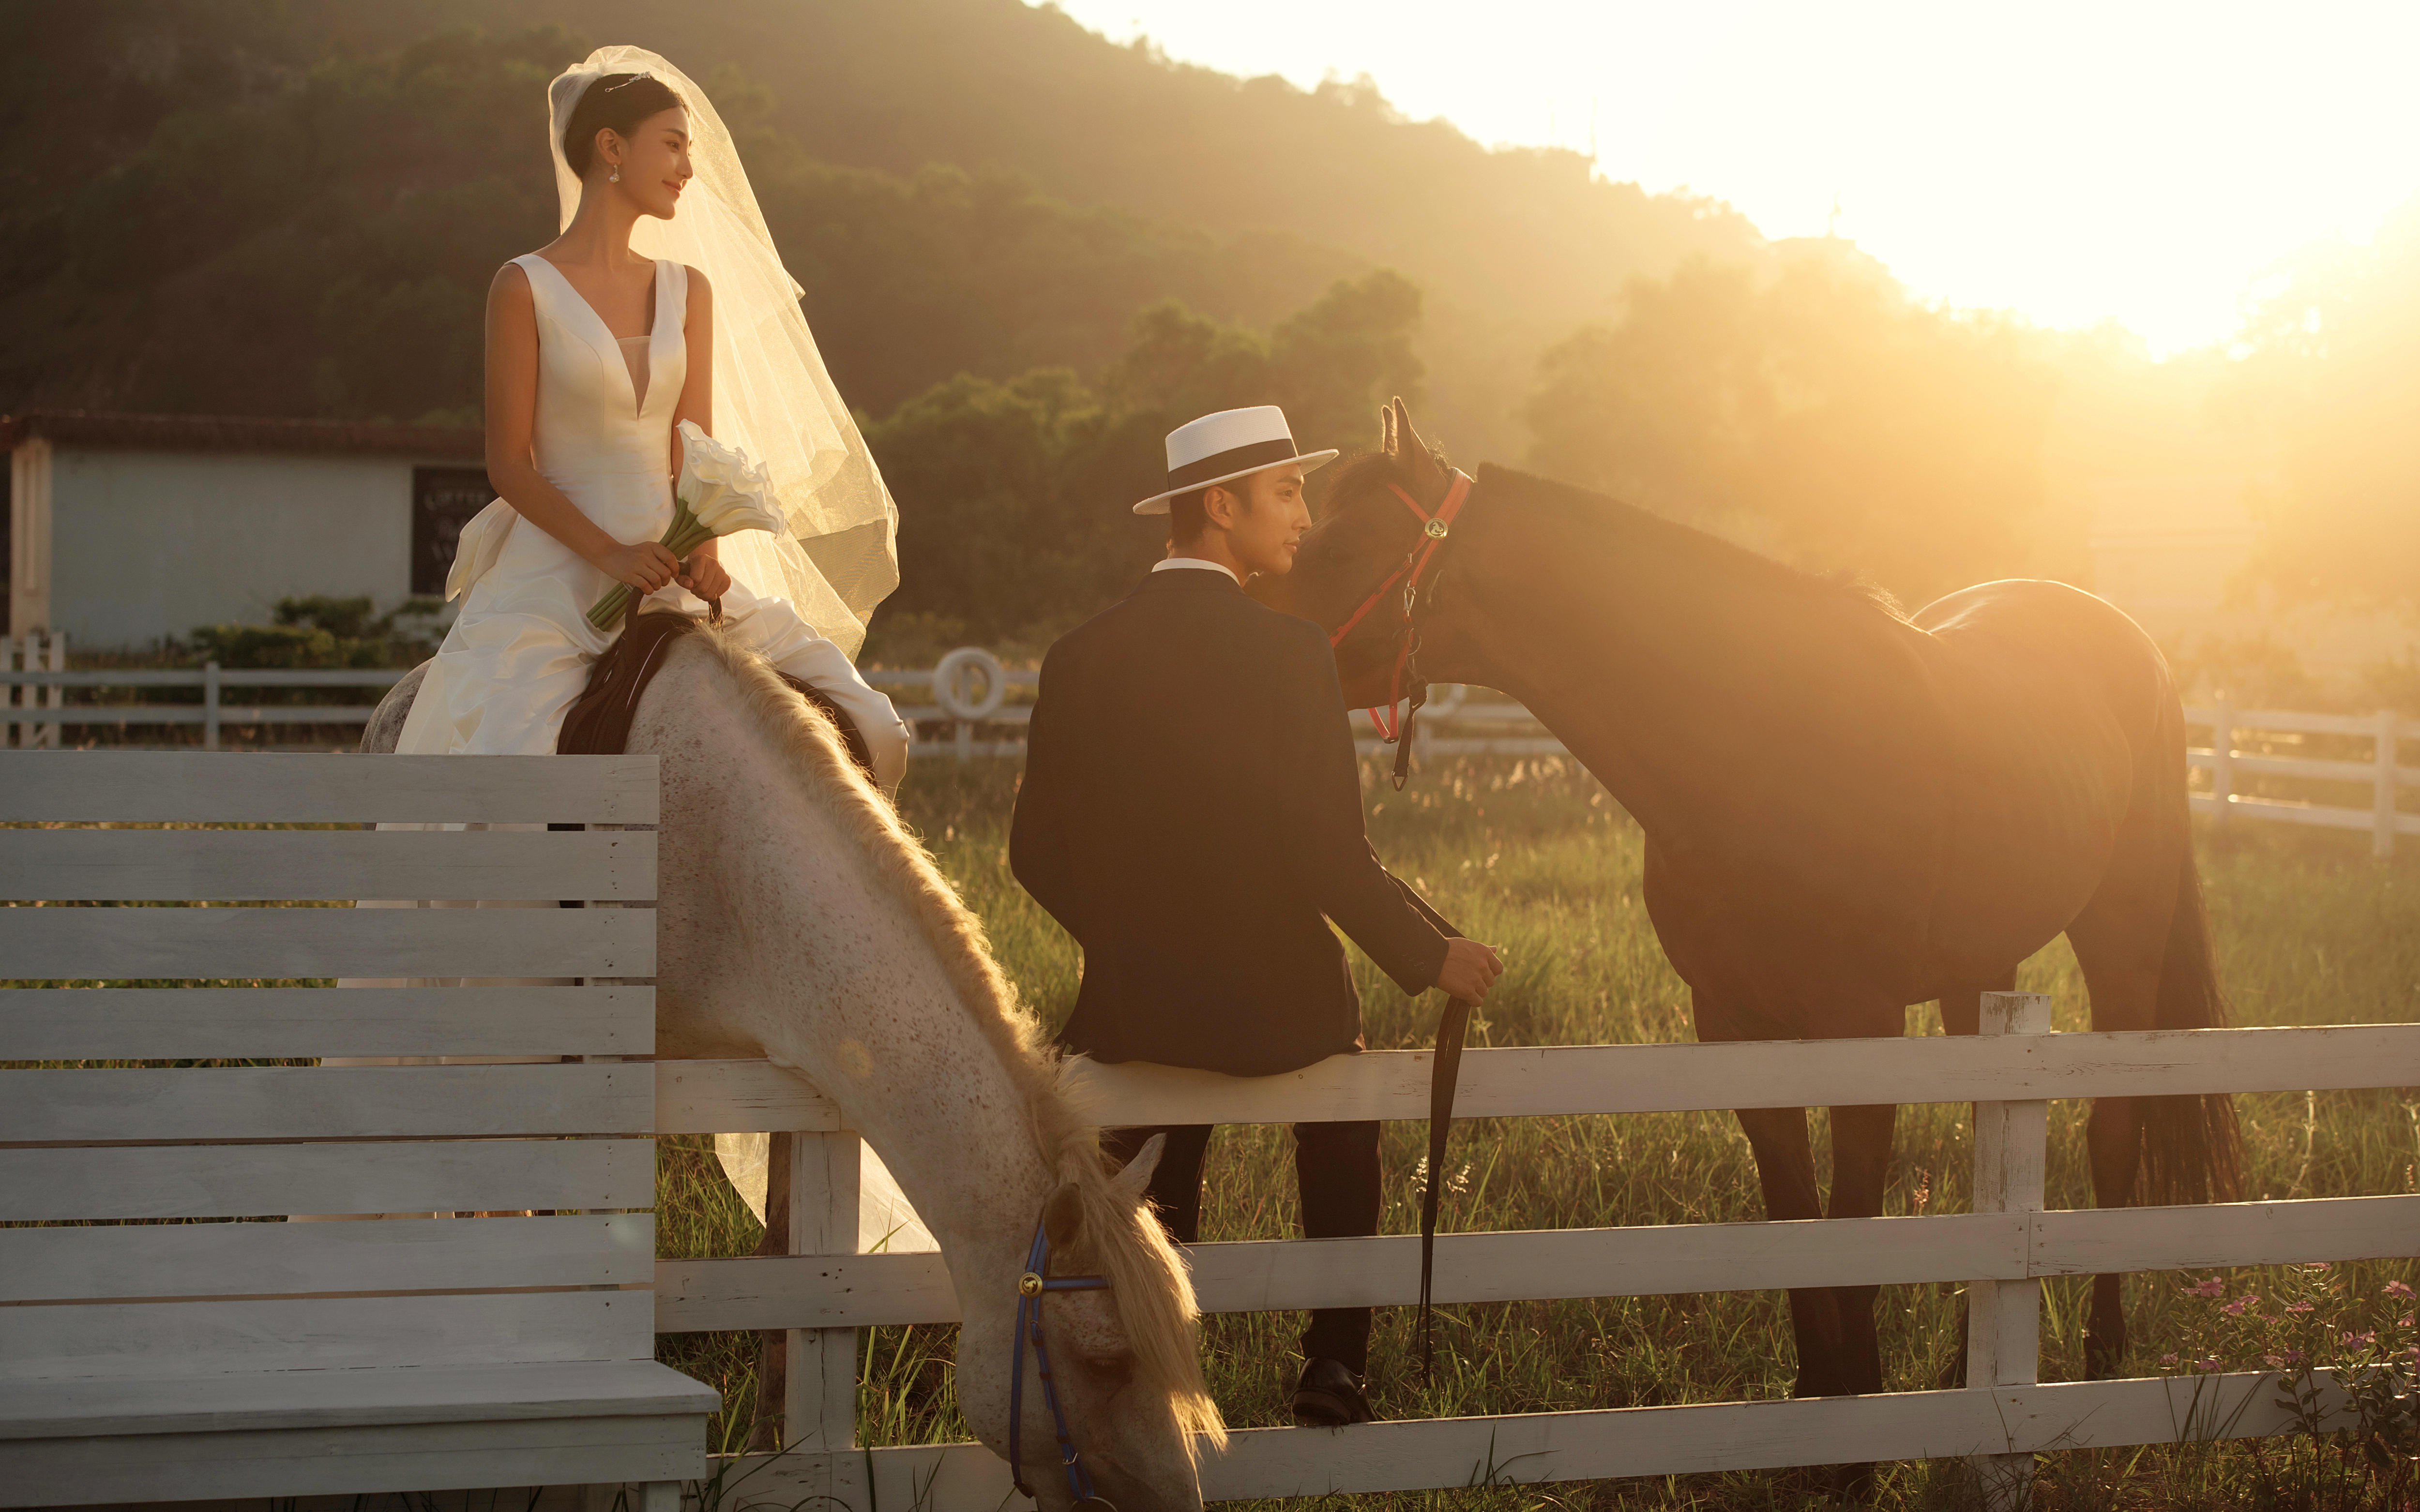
[658,754,2420,1509]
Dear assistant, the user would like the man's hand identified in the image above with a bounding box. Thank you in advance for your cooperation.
[1436,937,1504,1003]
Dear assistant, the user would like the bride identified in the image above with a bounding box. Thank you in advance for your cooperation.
[396,47,911,788]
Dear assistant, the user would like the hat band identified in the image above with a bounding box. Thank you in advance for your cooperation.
[1165,437,1303,493]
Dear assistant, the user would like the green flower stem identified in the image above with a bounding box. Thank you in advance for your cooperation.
[585,496,712,630]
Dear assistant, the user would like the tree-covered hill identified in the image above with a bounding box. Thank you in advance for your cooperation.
[2,13,1362,427]
[8,0,1766,454]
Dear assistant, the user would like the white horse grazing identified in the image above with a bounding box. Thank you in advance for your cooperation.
[363,624,1221,1511]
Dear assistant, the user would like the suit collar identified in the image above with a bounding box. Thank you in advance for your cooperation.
[1138,565,1244,596]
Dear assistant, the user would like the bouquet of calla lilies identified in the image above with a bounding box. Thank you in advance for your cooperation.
[587,420,789,630]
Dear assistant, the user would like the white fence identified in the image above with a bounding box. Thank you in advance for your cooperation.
[0,646,1028,756]
[888,669,2420,861]
[651,1005,2420,1508]
[0,653,404,749]
[2187,703,2418,857]
[4,634,66,749]
[6,647,2414,853]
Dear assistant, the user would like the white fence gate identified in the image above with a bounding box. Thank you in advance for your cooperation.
[654,1003,2420,1507]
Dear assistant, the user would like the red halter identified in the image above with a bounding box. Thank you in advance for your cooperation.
[1329,469,1473,746]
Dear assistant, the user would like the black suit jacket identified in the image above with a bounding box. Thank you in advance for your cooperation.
[1011,566,1457,1076]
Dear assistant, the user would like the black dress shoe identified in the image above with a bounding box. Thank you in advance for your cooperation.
[1291,1357,1376,1426]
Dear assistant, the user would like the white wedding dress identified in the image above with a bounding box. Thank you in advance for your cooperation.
[394,253,910,788]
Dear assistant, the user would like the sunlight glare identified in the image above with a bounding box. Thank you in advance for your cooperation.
[1049,0,2420,352]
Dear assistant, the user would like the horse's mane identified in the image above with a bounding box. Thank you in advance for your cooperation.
[1320,452,1908,621]
[675,627,1224,1451]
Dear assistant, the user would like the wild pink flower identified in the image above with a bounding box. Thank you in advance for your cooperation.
[2194,1355,2224,1371]
[2186,1277,2226,1299]
[2400,1314,2415,1329]
[2161,1352,2179,1366]
[2222,1295,2257,1317]
[2384,1280,2415,1301]
[2344,1330,2376,1347]
[2286,1301,2315,1315]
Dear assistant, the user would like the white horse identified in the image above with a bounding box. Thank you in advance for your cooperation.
[363,624,1221,1511]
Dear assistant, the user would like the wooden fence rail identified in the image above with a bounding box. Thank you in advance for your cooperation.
[8,647,2417,840]
[2185,701,2418,856]
[677,1006,2420,1509]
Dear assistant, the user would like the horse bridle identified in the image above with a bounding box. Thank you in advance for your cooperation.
[1009,1206,1116,1510]
[1322,466,1478,1374]
[1326,469,1474,793]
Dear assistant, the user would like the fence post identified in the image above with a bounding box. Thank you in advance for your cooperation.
[4,635,18,748]
[2210,697,2233,827]
[203,661,222,751]
[2375,710,2399,860]
[1968,989,2050,1511]
[39,630,63,749]
[784,1129,866,1505]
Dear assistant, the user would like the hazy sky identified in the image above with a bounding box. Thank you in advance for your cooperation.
[1050,0,2420,354]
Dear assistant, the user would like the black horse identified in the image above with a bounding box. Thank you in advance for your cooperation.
[1255,401,2239,1402]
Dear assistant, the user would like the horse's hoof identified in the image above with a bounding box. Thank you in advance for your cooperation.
[1824,1459,1879,1504]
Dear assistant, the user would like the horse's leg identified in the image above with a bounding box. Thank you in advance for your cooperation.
[1689,974,1846,1399]
[1931,975,2016,1389]
[2062,934,2163,1379]
[1824,1100,1899,1397]
[2064,760,2202,1379]
[1732,1103,1845,1397]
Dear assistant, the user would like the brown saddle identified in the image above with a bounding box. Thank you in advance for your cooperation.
[556,608,875,776]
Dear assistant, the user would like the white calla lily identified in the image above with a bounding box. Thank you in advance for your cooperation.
[586,422,791,629]
[675,422,788,536]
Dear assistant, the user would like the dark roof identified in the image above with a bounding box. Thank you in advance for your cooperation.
[0,409,485,462]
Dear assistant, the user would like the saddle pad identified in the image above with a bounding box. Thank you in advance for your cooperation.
[556,610,876,777]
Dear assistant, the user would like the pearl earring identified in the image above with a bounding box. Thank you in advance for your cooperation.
[608,164,621,184]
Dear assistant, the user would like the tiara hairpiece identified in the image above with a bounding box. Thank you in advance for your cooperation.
[600,72,654,92]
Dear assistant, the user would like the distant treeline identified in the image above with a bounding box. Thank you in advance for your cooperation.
[14,4,2416,658]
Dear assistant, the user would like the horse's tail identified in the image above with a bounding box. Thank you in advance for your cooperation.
[2138,845,2244,1204]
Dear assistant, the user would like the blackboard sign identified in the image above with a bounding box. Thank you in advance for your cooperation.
[411,467,496,598]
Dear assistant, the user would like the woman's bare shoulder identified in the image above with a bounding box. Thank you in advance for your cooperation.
[490,258,536,301]
[681,265,712,304]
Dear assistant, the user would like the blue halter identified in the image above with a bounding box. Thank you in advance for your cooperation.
[1009,1210,1114,1508]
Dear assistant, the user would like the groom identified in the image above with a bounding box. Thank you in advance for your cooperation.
[1011,405,1503,1427]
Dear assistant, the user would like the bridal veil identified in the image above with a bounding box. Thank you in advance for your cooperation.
[546,46,898,657]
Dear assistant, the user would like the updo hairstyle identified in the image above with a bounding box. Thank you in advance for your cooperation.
[561,72,687,178]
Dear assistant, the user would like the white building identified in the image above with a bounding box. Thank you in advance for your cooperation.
[4,410,491,649]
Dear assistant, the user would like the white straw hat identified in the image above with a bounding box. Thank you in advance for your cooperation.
[1131,406,1340,515]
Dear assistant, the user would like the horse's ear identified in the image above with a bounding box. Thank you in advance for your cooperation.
[1389,396,1451,507]
[1390,396,1433,461]
[1109,1132,1166,1203]
[1379,402,1399,458]
[1044,1180,1085,1252]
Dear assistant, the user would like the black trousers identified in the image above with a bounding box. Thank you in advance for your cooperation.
[1101,1120,1381,1374]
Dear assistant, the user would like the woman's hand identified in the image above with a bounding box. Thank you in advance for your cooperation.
[597,540,682,595]
[678,538,732,599]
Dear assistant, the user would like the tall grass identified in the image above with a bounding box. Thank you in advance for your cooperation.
[659,755,2420,1508]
